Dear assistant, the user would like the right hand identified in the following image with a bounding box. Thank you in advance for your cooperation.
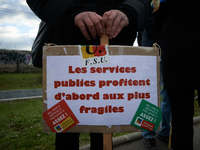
[74,12,105,40]
[103,10,129,39]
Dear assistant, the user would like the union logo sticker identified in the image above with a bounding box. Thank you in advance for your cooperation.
[80,45,110,67]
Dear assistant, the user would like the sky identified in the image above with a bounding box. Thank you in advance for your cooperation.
[0,0,138,51]
[0,0,40,51]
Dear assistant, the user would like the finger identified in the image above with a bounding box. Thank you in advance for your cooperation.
[77,20,91,40]
[108,10,129,39]
[74,13,91,40]
[95,14,105,36]
[112,20,125,39]
[107,11,117,36]
[84,15,97,39]
[103,11,115,35]
[92,13,104,36]
[103,11,111,27]
[113,14,129,38]
[109,16,121,39]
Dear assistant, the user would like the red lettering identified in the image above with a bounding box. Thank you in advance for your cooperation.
[109,67,115,73]
[68,66,75,73]
[69,79,75,86]
[119,67,125,73]
[112,107,118,113]
[125,67,130,73]
[131,67,136,73]
[54,81,61,88]
[99,80,106,88]
[80,94,86,100]
[84,81,89,86]
[145,93,151,99]
[79,105,124,114]
[146,79,151,86]
[82,67,87,73]
[119,107,124,113]
[55,93,61,100]
[128,92,151,101]
[132,80,138,86]
[55,92,99,100]
[72,93,79,100]
[90,67,96,73]
[75,67,81,73]
[68,66,87,73]
[112,80,118,86]
[128,93,134,101]
[96,67,102,73]
[90,80,96,87]
[89,66,136,74]
[103,67,109,73]
[91,107,97,113]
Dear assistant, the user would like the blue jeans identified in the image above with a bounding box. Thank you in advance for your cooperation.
[141,29,171,139]
[142,84,171,138]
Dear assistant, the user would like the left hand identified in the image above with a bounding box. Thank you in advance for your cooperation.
[74,12,105,40]
[103,10,129,39]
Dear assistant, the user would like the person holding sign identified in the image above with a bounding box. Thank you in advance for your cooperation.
[27,0,152,149]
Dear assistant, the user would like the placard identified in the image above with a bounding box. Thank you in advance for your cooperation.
[43,45,160,133]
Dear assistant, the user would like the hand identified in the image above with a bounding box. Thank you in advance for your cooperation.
[74,12,105,40]
[103,10,129,39]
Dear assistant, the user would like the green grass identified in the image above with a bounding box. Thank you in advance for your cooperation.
[0,99,128,150]
[0,73,42,91]
[0,99,55,150]
[194,98,200,117]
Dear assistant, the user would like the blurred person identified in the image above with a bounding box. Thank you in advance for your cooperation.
[153,0,200,149]
[141,13,171,150]
[26,0,152,149]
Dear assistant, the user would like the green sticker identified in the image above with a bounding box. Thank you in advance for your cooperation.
[130,99,162,132]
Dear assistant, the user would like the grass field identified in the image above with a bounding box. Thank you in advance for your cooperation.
[0,99,56,150]
[0,73,42,91]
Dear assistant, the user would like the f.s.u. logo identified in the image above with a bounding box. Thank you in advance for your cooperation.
[80,45,110,67]
[81,45,107,59]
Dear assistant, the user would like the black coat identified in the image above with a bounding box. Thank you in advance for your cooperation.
[27,0,151,68]
[155,0,200,88]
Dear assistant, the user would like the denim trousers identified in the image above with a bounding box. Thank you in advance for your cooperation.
[142,29,171,139]
[142,84,171,138]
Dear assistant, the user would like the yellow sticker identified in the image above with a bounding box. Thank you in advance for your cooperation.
[60,116,75,130]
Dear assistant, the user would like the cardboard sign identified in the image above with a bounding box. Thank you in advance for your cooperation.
[43,45,160,133]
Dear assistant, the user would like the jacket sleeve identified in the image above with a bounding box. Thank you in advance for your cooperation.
[118,0,152,31]
[26,0,84,28]
[27,0,151,30]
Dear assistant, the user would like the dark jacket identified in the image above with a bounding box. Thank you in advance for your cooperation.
[154,0,200,89]
[27,0,151,68]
